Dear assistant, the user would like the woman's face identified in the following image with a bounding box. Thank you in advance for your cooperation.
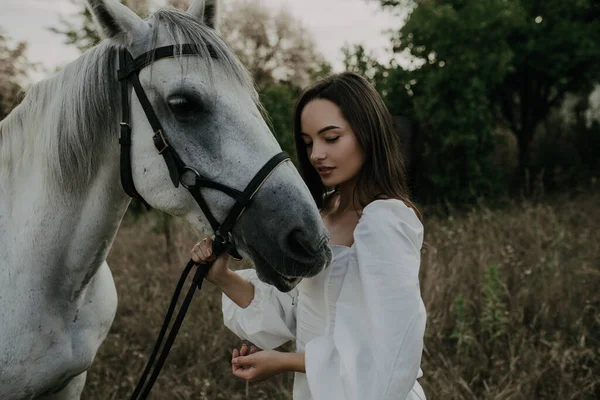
[300,99,365,188]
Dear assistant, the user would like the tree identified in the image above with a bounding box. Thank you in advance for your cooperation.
[342,44,381,83]
[378,0,600,192]
[219,0,327,88]
[50,0,156,52]
[217,0,331,156]
[258,82,301,162]
[0,30,34,119]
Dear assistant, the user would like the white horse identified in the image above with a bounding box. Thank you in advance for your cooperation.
[0,0,331,398]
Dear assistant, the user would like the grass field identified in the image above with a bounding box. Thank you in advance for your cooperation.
[82,191,600,399]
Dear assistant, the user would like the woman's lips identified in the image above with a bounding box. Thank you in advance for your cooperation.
[317,167,335,176]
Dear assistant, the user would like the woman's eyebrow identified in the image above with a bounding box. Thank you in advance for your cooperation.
[317,125,341,134]
[301,125,341,136]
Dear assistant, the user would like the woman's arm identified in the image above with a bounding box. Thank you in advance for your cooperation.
[281,352,306,373]
[211,268,255,309]
[192,237,298,350]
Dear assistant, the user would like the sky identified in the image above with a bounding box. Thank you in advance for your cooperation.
[0,0,408,83]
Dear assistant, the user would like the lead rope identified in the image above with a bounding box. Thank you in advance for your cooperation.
[131,259,212,400]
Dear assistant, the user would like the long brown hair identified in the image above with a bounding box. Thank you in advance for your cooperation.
[293,72,421,219]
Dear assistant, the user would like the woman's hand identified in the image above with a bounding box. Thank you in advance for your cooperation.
[231,343,306,381]
[190,237,231,284]
[231,348,284,381]
[191,238,255,307]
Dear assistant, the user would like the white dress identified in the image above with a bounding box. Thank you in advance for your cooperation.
[222,199,427,400]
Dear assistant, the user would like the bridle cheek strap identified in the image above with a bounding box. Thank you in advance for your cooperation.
[119,50,151,209]
[129,71,184,188]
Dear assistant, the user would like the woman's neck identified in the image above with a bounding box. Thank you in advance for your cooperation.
[334,179,362,215]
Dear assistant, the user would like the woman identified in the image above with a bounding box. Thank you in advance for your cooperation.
[191,72,427,400]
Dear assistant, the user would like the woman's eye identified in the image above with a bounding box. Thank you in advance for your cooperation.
[167,95,201,115]
[304,142,313,148]
[325,136,340,143]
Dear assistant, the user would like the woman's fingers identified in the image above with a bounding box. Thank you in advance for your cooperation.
[231,342,258,375]
[231,355,259,380]
[232,348,240,373]
[190,237,216,263]
[232,366,254,380]
[190,247,203,263]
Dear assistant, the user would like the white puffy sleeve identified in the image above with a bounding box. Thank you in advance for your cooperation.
[222,269,298,350]
[305,199,427,400]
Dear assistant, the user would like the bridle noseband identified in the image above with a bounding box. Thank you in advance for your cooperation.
[117,44,290,399]
[117,43,289,259]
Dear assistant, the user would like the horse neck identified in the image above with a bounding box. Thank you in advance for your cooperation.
[0,46,131,303]
[0,143,130,301]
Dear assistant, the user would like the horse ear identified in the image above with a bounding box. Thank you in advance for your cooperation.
[187,0,220,30]
[86,0,149,45]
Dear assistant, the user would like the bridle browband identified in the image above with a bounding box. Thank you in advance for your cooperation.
[117,44,290,399]
[117,43,289,259]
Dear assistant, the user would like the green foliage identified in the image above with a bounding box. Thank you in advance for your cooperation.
[49,0,150,53]
[49,7,101,53]
[342,44,381,83]
[480,264,509,344]
[259,83,301,164]
[450,296,476,355]
[412,61,505,204]
[309,60,333,82]
[451,264,509,358]
[374,0,600,203]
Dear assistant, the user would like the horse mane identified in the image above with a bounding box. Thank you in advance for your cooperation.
[0,8,256,194]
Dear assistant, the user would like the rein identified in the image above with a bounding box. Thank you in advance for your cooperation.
[117,44,289,399]
[131,260,209,399]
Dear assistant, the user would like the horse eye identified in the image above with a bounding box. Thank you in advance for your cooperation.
[167,95,200,115]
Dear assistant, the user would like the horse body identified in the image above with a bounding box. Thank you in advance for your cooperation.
[0,1,331,398]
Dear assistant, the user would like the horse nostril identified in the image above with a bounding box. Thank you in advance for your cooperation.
[280,229,330,278]
[286,228,315,261]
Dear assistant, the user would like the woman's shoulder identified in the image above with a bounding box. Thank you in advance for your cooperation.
[356,198,423,248]
[361,198,420,224]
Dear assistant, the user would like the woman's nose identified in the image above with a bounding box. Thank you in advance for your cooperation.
[309,143,326,163]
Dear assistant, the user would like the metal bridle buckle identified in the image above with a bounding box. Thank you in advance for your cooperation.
[225,232,243,260]
[214,231,242,261]
[153,129,170,154]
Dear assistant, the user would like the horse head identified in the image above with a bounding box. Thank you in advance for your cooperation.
[87,0,331,291]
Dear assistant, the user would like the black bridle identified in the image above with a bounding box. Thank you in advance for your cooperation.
[117,44,290,399]
[118,43,289,259]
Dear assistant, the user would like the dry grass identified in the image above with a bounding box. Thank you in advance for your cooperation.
[82,191,600,399]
